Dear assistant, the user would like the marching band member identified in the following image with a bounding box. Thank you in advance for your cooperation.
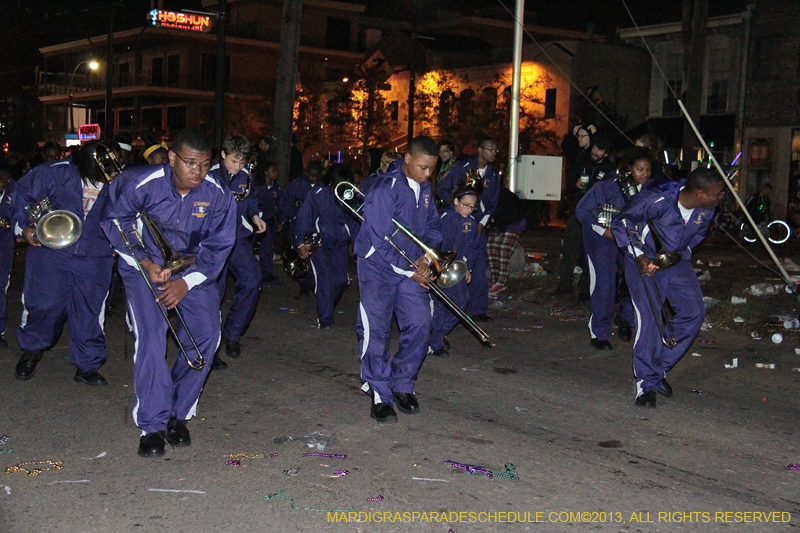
[575,147,652,350]
[253,160,282,284]
[429,184,479,357]
[0,161,15,346]
[280,161,322,297]
[12,141,116,384]
[144,143,169,166]
[359,151,402,196]
[208,135,266,367]
[611,168,724,408]
[294,164,358,328]
[437,137,501,321]
[355,136,443,423]
[101,129,236,457]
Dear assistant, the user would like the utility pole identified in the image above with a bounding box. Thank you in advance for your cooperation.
[272,0,303,187]
[507,0,524,193]
[214,0,227,148]
[105,8,114,140]
[406,0,418,143]
[681,0,708,172]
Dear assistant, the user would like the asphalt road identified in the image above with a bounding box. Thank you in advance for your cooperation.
[1,230,799,533]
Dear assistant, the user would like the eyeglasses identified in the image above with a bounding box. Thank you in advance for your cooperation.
[481,147,499,153]
[175,152,212,172]
[458,202,478,211]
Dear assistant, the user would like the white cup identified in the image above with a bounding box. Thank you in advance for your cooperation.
[772,333,783,344]
[784,318,800,329]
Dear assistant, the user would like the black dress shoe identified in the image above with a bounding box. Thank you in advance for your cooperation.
[635,391,657,408]
[15,350,43,381]
[138,431,166,458]
[429,346,449,357]
[658,379,673,398]
[590,338,613,350]
[618,321,632,342]
[393,392,420,414]
[211,356,228,370]
[74,369,108,386]
[472,314,493,322]
[166,417,191,447]
[443,337,451,349]
[223,338,241,358]
[370,402,398,423]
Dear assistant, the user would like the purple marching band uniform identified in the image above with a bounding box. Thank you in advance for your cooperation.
[279,173,314,233]
[429,204,480,351]
[437,155,500,316]
[575,175,634,342]
[611,181,711,397]
[13,159,114,373]
[101,164,236,435]
[208,162,262,344]
[293,185,358,327]
[253,181,282,281]
[0,180,16,336]
[355,162,442,405]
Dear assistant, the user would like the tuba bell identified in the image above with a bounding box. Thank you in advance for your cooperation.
[462,168,484,197]
[26,198,83,249]
[283,232,321,278]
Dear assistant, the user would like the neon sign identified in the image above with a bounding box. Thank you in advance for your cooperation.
[149,10,212,33]
[78,124,101,142]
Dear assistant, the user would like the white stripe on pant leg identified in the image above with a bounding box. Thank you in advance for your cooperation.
[311,259,319,295]
[20,293,28,329]
[632,297,643,348]
[128,302,142,429]
[587,254,597,295]
[98,289,110,332]
[358,303,370,360]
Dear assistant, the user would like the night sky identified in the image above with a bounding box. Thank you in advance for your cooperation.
[0,0,745,86]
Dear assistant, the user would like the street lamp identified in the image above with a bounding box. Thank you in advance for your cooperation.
[68,60,99,133]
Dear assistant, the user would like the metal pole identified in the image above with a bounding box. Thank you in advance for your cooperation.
[68,61,86,134]
[214,0,227,148]
[407,31,416,142]
[507,0,524,192]
[105,10,114,140]
[272,0,303,187]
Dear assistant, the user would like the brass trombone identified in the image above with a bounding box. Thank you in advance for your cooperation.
[232,157,256,201]
[335,181,493,348]
[616,171,677,348]
[112,215,206,370]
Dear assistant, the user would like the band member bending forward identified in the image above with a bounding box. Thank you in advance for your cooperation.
[611,168,724,408]
[13,141,116,384]
[101,129,236,457]
[355,136,443,423]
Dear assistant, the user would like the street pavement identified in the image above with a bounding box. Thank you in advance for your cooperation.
[1,230,799,532]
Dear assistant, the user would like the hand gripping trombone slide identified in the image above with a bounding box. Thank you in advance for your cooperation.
[112,216,206,370]
[335,181,493,348]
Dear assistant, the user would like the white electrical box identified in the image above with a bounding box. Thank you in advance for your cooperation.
[514,155,563,201]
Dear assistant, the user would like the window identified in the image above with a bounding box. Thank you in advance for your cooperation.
[141,107,163,130]
[706,48,730,114]
[707,80,728,114]
[118,109,135,129]
[151,57,164,86]
[326,17,351,51]
[389,101,399,122]
[167,55,180,87]
[544,88,557,118]
[167,106,186,132]
[118,63,130,87]
[201,53,230,91]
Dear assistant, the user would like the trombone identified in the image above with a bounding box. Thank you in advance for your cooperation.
[335,181,493,348]
[112,215,206,370]
[616,171,677,348]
